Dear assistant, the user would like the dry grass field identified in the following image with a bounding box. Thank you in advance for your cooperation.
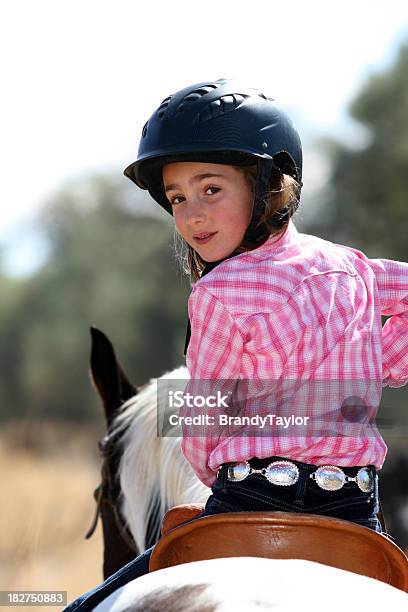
[0,421,107,610]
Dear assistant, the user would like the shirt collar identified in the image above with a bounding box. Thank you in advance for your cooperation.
[252,219,299,255]
[196,220,299,286]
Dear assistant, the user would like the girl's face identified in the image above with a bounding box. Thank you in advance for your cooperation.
[163,162,253,262]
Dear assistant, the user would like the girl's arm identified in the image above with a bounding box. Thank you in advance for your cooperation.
[369,257,408,388]
[181,285,244,487]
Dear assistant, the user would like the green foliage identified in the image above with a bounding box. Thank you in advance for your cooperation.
[0,176,190,422]
[308,43,408,261]
[0,275,27,419]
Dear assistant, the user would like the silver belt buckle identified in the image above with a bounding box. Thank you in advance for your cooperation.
[264,460,299,486]
[227,460,299,487]
[227,461,251,482]
[353,467,375,493]
[311,465,346,491]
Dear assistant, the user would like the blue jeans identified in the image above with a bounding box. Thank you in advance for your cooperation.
[207,459,382,533]
[64,458,382,611]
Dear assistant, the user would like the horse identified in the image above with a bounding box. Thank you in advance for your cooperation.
[92,557,408,611]
[85,327,408,603]
[86,327,208,578]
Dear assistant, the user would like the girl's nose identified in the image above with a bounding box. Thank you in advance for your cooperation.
[185,198,206,224]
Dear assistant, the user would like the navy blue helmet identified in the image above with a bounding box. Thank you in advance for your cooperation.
[124,79,302,242]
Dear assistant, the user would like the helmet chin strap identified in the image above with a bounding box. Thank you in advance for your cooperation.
[244,158,278,244]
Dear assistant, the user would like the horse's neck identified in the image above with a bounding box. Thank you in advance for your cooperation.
[116,371,208,551]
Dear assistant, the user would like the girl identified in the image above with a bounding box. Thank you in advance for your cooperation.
[65,78,408,610]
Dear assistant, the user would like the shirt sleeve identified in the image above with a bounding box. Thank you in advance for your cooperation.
[369,257,408,388]
[181,285,244,487]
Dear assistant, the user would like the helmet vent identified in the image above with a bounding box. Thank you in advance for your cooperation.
[198,93,247,122]
[174,83,221,114]
[157,95,173,119]
[141,121,148,137]
[187,84,219,97]
[184,92,205,102]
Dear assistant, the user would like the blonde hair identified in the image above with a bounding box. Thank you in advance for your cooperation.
[174,164,300,283]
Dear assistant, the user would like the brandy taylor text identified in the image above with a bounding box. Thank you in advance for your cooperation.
[168,414,310,429]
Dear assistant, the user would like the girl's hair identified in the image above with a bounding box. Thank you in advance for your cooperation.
[174,165,301,283]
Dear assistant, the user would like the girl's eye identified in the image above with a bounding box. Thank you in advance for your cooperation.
[170,187,220,206]
[206,186,220,196]
[170,195,184,206]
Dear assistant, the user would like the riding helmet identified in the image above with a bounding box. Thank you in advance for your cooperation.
[124,78,302,240]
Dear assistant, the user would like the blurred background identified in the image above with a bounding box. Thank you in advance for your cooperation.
[1,1,408,606]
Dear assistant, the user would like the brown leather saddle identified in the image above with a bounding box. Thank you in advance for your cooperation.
[149,504,408,592]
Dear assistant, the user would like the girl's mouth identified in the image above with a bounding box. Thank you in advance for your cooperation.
[194,232,217,245]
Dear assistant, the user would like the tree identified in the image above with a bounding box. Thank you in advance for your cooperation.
[308,43,408,261]
[0,175,190,422]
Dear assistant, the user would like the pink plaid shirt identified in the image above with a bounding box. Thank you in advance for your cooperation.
[181,220,408,487]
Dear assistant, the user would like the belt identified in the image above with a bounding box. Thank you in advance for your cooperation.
[223,460,375,493]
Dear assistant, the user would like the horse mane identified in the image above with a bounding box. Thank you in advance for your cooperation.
[107,365,209,551]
